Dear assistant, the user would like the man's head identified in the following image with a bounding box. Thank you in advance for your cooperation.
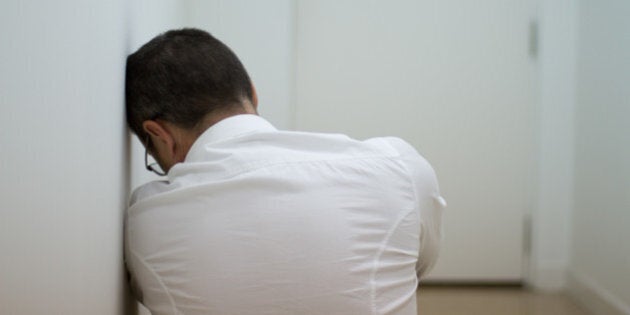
[126,28,257,173]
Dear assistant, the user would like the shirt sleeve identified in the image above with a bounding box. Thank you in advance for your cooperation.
[126,180,176,312]
[124,197,178,314]
[384,137,447,279]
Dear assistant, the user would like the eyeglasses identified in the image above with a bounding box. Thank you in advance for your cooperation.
[144,136,167,176]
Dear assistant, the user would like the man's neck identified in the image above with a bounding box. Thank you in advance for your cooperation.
[193,102,258,138]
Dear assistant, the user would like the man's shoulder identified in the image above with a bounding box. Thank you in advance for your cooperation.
[274,131,429,166]
[363,136,423,159]
[365,136,439,187]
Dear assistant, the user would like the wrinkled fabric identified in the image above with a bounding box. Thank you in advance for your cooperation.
[125,114,445,315]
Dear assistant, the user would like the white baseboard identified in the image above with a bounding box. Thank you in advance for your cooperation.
[566,271,630,315]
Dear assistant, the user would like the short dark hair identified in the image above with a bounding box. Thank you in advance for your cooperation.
[126,28,253,139]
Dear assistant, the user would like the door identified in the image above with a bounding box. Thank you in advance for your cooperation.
[294,0,537,282]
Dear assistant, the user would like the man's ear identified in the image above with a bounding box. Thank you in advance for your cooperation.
[251,83,259,110]
[142,120,175,155]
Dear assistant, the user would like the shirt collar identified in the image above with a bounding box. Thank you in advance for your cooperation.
[184,114,277,163]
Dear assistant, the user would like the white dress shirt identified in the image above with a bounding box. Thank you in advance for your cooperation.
[125,114,445,315]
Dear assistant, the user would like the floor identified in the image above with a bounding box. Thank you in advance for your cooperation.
[416,287,592,315]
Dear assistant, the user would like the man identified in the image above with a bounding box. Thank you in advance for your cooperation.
[125,28,445,315]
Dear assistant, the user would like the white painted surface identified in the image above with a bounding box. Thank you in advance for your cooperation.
[569,0,630,313]
[530,0,578,290]
[129,0,185,52]
[295,0,537,281]
[0,1,131,314]
[568,273,630,315]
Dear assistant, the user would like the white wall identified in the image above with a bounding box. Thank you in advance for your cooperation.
[0,1,132,314]
[530,0,577,290]
[129,0,185,52]
[567,1,630,314]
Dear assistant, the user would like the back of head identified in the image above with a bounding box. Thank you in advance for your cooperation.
[126,28,253,139]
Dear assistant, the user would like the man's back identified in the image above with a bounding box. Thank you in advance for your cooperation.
[126,114,444,315]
